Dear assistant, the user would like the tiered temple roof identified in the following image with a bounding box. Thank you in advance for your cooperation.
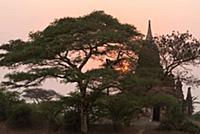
[135,20,184,101]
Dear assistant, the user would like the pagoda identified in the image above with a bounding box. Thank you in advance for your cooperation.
[134,20,186,121]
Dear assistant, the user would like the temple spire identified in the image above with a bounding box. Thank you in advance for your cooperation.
[146,20,153,41]
[185,87,193,116]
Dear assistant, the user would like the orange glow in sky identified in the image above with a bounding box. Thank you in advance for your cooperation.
[1,0,200,43]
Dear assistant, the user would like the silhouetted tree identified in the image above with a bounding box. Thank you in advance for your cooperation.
[23,88,61,103]
[0,88,21,121]
[155,31,200,79]
[0,11,141,134]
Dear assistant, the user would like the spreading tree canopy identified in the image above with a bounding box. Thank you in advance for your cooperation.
[22,88,61,103]
[0,11,141,134]
[155,32,200,75]
[155,31,200,84]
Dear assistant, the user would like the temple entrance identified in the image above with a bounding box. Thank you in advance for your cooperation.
[152,106,160,121]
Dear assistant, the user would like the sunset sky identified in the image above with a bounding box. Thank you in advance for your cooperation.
[1,0,200,43]
[0,0,200,106]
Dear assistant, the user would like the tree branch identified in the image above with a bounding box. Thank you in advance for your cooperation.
[78,47,93,70]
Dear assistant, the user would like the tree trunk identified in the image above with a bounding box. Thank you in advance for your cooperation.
[81,103,88,134]
[80,86,88,134]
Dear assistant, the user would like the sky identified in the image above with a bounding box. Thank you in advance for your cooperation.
[0,0,200,108]
[1,0,200,43]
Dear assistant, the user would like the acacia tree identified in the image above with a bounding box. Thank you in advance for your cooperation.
[155,31,200,80]
[23,88,61,103]
[0,11,141,134]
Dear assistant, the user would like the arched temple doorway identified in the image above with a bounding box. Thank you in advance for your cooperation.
[152,106,160,121]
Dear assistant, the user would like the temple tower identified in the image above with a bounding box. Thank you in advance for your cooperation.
[175,77,184,101]
[135,20,163,81]
[185,87,193,116]
[146,20,153,41]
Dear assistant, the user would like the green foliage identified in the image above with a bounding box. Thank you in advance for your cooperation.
[60,91,106,125]
[160,103,185,130]
[63,111,80,130]
[155,31,200,78]
[52,92,81,130]
[23,88,61,103]
[167,104,185,126]
[7,104,32,129]
[146,94,178,107]
[0,89,21,121]
[120,73,161,92]
[0,11,141,93]
[97,93,143,126]
[59,92,81,114]
[146,94,187,131]
[0,11,141,133]
[192,113,200,121]
[37,101,63,129]
[180,121,200,134]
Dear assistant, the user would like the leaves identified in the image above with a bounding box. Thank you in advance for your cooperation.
[0,11,141,91]
[23,88,61,103]
[155,31,200,76]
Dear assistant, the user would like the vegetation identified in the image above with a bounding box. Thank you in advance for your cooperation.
[0,89,21,121]
[98,94,142,127]
[180,121,200,134]
[7,104,33,129]
[0,11,141,134]
[155,32,200,83]
[1,11,200,134]
[23,88,61,103]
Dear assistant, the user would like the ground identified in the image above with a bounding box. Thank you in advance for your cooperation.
[0,122,190,134]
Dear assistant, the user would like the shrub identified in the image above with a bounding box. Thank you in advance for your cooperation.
[7,104,32,129]
[180,121,200,134]
[159,102,185,130]
[159,103,200,134]
[98,94,143,127]
[192,113,200,121]
[63,111,80,130]
[166,104,185,129]
[0,90,21,121]
[0,102,8,121]
[37,101,63,130]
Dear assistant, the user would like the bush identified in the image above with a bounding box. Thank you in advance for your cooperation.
[159,103,185,130]
[7,104,32,129]
[180,121,200,134]
[0,90,21,121]
[63,111,80,130]
[98,94,143,127]
[0,102,8,121]
[192,113,200,121]
[37,101,63,130]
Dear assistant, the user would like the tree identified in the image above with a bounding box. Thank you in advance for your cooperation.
[0,88,21,121]
[0,11,141,134]
[155,31,200,79]
[7,104,33,129]
[101,94,142,128]
[23,88,61,103]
